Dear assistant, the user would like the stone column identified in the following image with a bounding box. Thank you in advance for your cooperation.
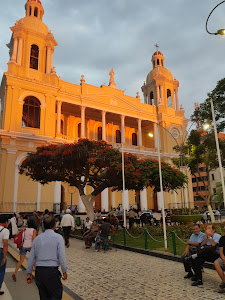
[54,181,61,213]
[111,123,114,143]
[153,123,158,149]
[138,119,142,146]
[121,115,125,143]
[37,183,41,212]
[11,37,18,62]
[81,106,86,138]
[46,46,51,73]
[111,190,115,209]
[122,190,129,211]
[140,188,148,211]
[157,192,162,210]
[156,85,160,105]
[17,37,23,65]
[102,111,106,140]
[56,100,62,135]
[174,191,178,209]
[101,188,109,212]
[50,49,54,72]
[175,89,179,110]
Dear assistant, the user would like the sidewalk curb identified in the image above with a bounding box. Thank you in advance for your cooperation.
[8,244,83,300]
[71,234,215,270]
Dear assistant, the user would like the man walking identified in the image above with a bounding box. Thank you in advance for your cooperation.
[61,209,75,248]
[26,216,67,299]
[0,215,9,296]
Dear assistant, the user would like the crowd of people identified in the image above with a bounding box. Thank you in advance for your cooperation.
[0,210,72,299]
[182,223,225,293]
[1,208,225,298]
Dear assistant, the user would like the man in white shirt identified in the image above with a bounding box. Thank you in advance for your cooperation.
[84,217,92,231]
[60,209,75,248]
[0,215,9,296]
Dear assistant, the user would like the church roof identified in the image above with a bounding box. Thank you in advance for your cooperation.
[153,51,163,56]
[27,0,42,4]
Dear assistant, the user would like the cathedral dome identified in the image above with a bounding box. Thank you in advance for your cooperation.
[145,51,173,85]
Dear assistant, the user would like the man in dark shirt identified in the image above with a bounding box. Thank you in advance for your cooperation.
[214,235,225,293]
[94,220,112,251]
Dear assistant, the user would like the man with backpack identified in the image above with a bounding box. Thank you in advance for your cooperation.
[0,215,9,296]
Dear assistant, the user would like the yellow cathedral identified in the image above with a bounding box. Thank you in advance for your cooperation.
[0,0,193,214]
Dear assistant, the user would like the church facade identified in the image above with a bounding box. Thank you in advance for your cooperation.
[0,0,193,213]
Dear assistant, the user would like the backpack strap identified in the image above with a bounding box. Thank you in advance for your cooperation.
[0,228,4,234]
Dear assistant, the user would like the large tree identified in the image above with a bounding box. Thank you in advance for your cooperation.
[191,78,225,132]
[20,139,187,220]
[173,129,225,220]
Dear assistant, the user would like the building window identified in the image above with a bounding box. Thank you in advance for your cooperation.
[34,7,38,17]
[116,130,121,143]
[29,7,32,16]
[211,173,215,181]
[193,187,197,192]
[213,188,216,195]
[132,133,137,146]
[97,127,102,141]
[30,44,39,70]
[192,177,196,183]
[78,123,81,138]
[150,91,154,105]
[157,59,160,66]
[167,89,172,108]
[22,96,40,128]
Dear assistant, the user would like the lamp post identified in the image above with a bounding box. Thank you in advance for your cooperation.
[121,143,127,228]
[210,99,225,208]
[206,1,225,35]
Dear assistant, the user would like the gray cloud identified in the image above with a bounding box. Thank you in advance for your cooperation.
[1,0,225,119]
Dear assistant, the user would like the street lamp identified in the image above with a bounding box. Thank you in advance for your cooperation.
[206,1,225,35]
[210,99,225,208]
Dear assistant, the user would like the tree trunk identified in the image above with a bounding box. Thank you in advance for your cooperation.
[80,194,96,221]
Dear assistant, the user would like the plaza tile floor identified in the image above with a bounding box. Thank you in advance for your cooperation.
[64,238,225,300]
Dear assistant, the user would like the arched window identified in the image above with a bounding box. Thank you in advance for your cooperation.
[22,96,40,128]
[157,59,160,66]
[29,7,32,16]
[161,59,164,67]
[97,127,102,141]
[132,133,137,146]
[167,89,172,108]
[78,123,81,138]
[150,91,154,105]
[116,130,121,143]
[34,7,38,17]
[30,44,39,70]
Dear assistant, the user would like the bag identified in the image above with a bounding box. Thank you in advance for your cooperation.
[14,229,26,250]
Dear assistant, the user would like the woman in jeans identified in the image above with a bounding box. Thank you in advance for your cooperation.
[12,219,36,281]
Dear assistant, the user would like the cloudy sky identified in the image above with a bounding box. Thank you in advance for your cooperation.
[1,0,225,118]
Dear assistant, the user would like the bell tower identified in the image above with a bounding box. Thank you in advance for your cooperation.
[141,47,180,111]
[7,0,58,79]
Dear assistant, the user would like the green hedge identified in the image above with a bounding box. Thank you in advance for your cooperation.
[171,214,202,224]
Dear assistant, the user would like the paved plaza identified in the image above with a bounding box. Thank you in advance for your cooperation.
[63,238,224,300]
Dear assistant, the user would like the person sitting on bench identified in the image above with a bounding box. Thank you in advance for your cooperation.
[83,220,99,249]
[94,220,113,252]
[182,224,205,279]
[214,229,225,293]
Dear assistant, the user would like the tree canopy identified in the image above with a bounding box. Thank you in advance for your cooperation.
[20,139,187,219]
[191,78,225,132]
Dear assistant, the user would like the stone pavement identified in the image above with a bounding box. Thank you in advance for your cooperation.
[64,238,225,300]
